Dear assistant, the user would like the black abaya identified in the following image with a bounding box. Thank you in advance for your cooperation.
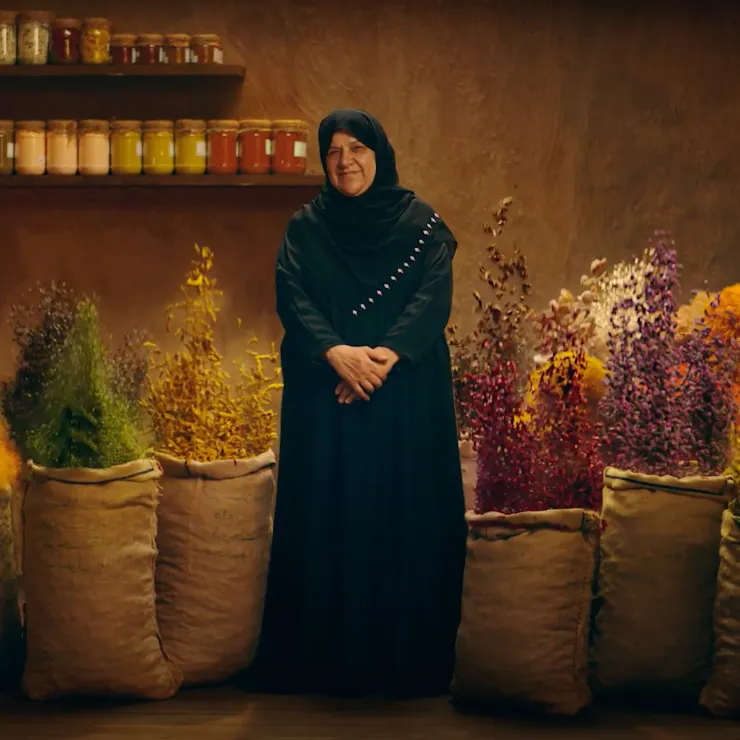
[256,112,466,697]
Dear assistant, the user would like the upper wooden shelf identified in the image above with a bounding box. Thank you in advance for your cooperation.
[0,174,323,188]
[0,64,246,79]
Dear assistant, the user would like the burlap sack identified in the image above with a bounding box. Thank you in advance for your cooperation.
[451,508,600,715]
[592,467,733,699]
[19,459,183,700]
[700,500,740,716]
[459,440,477,511]
[155,450,276,685]
[0,485,21,689]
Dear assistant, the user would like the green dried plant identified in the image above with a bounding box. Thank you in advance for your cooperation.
[25,298,147,469]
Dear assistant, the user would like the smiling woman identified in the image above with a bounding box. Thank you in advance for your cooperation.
[252,110,466,698]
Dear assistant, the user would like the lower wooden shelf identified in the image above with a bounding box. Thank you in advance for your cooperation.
[0,174,324,188]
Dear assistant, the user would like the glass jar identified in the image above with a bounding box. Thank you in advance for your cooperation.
[111,120,142,175]
[50,18,81,64]
[46,120,78,175]
[78,119,110,175]
[81,18,110,64]
[272,119,308,175]
[17,11,53,65]
[0,120,13,175]
[207,119,238,175]
[143,120,174,175]
[110,33,135,65]
[136,33,163,65]
[238,119,272,175]
[0,11,17,65]
[175,119,206,175]
[163,33,190,64]
[190,34,222,64]
[15,121,46,175]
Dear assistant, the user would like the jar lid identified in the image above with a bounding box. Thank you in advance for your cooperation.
[47,119,78,132]
[18,11,55,23]
[15,120,46,132]
[239,119,272,129]
[111,32,136,45]
[164,33,191,45]
[0,11,18,24]
[136,33,164,44]
[272,119,309,130]
[176,119,207,131]
[0,119,13,131]
[82,17,110,28]
[111,120,143,131]
[54,18,82,29]
[207,119,239,130]
[143,120,174,131]
[79,119,110,133]
[191,34,221,44]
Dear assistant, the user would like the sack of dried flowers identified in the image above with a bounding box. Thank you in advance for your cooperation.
[154,452,275,685]
[592,467,732,700]
[452,509,599,715]
[700,498,740,717]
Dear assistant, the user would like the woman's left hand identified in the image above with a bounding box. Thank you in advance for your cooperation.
[335,347,400,404]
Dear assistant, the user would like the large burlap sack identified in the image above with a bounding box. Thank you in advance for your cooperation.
[19,459,183,700]
[0,486,22,689]
[451,508,600,715]
[592,467,733,700]
[154,450,276,685]
[459,440,477,512]
[700,499,740,716]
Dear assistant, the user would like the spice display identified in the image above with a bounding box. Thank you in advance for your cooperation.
[14,120,46,175]
[135,33,163,65]
[110,32,135,65]
[272,119,308,174]
[238,119,272,174]
[80,17,110,64]
[0,11,17,65]
[190,34,222,64]
[141,244,282,461]
[110,120,142,175]
[0,120,13,175]
[78,119,110,175]
[206,119,238,174]
[46,120,77,175]
[50,18,80,64]
[175,119,206,175]
[163,33,190,64]
[17,11,53,65]
[143,120,174,174]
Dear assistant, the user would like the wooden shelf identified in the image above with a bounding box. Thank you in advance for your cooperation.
[0,64,246,79]
[0,174,324,189]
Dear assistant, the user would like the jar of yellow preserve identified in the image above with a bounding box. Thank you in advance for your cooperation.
[81,18,111,64]
[78,119,110,175]
[175,119,206,175]
[111,120,142,175]
[143,120,174,175]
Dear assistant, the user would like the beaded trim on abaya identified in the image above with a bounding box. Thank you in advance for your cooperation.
[350,212,441,317]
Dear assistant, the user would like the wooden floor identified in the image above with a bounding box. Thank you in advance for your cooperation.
[0,688,738,739]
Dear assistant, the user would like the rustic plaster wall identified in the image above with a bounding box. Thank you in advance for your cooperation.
[1,0,739,378]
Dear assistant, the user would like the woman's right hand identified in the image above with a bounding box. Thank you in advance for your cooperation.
[324,345,389,401]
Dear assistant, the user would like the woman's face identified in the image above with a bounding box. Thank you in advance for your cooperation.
[325,130,377,197]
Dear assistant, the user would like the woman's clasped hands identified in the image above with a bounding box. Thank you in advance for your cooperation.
[324,345,399,404]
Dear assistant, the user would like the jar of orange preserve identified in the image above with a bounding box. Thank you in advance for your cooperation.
[271,119,307,175]
[238,119,271,174]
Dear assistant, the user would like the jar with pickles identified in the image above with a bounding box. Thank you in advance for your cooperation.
[17,11,53,65]
[50,18,81,64]
[81,18,111,64]
[15,121,46,175]
[136,33,163,65]
[46,120,78,175]
[78,119,110,175]
[0,11,17,65]
[143,120,174,174]
[0,120,13,175]
[175,119,206,175]
[111,120,142,175]
[272,119,308,175]
[110,33,136,64]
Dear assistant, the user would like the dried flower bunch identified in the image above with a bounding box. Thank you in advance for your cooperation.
[600,232,738,476]
[25,298,147,469]
[141,244,282,462]
[447,197,533,436]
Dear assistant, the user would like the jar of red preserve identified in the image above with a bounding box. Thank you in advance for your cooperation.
[271,119,308,175]
[50,18,81,64]
[238,119,272,174]
[206,119,238,175]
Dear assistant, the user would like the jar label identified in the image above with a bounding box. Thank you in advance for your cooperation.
[132,48,138,63]
[6,142,13,159]
[213,47,223,64]
[159,47,165,63]
[185,48,191,63]
[265,139,273,155]
[236,140,241,158]
[191,52,198,63]
[136,141,143,157]
[293,141,307,158]
[196,140,206,158]
[169,142,175,158]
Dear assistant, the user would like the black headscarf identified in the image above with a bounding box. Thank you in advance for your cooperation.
[311,109,418,253]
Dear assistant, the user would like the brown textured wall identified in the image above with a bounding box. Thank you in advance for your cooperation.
[2,0,740,378]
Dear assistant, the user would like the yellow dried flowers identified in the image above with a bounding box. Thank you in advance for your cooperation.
[141,244,282,461]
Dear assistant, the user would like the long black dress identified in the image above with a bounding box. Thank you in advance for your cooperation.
[256,110,466,697]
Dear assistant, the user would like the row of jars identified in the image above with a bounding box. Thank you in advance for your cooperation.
[0,11,223,65]
[0,119,308,176]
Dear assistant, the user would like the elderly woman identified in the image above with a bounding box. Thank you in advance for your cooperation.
[258,110,466,697]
